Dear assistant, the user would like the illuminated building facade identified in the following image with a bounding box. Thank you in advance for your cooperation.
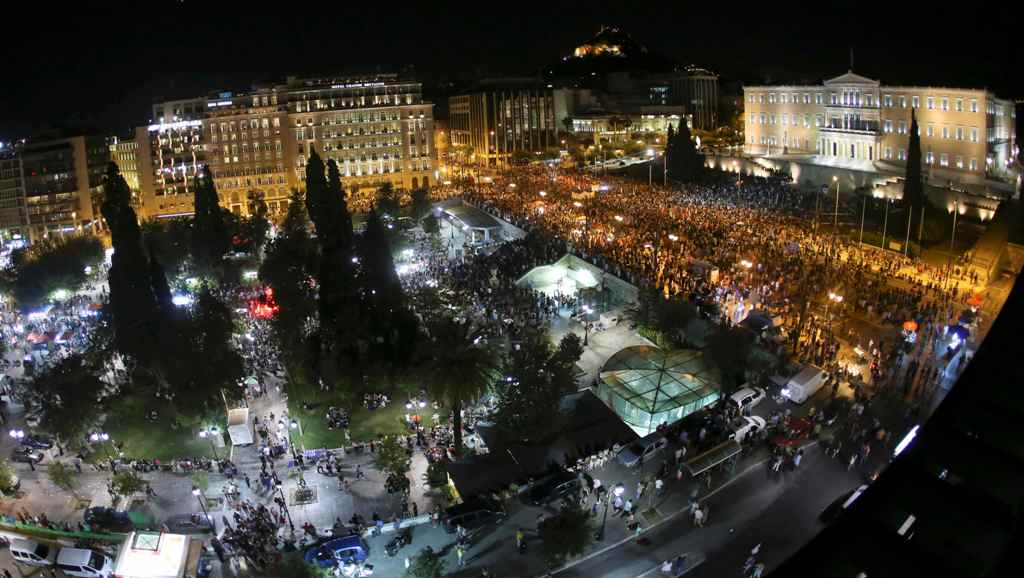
[0,134,108,242]
[286,74,435,207]
[203,89,297,218]
[744,71,1018,188]
[449,84,560,168]
[136,121,206,219]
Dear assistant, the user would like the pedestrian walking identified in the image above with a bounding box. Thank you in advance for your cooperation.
[793,449,803,468]
[456,544,465,567]
[243,473,251,488]
[693,506,705,527]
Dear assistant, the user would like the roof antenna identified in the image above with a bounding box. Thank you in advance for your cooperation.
[849,45,854,71]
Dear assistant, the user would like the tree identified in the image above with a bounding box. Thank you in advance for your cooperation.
[493,331,576,440]
[375,435,411,494]
[243,192,271,257]
[540,506,594,567]
[555,332,585,367]
[655,297,699,346]
[254,553,326,578]
[142,218,192,278]
[29,354,104,454]
[422,214,440,236]
[0,458,18,495]
[110,470,148,500]
[376,182,401,218]
[47,462,78,493]
[903,108,926,240]
[191,165,231,278]
[705,326,755,394]
[403,547,445,578]
[420,318,499,457]
[4,235,104,311]
[102,162,162,365]
[666,121,704,182]
[260,190,317,378]
[410,187,431,220]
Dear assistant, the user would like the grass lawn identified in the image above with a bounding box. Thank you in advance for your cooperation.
[287,382,449,450]
[101,397,217,461]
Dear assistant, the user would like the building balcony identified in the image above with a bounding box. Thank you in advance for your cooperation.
[820,123,880,136]
[824,103,880,111]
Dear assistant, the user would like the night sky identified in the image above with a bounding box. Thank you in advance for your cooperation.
[2,1,1020,139]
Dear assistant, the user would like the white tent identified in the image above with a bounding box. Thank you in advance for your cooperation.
[227,407,253,446]
[516,254,602,298]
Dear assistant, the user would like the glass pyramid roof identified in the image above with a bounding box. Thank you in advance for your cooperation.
[599,346,721,413]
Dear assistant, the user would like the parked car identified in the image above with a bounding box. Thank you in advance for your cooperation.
[55,547,115,578]
[819,484,869,525]
[21,434,54,450]
[441,499,506,534]
[728,415,766,443]
[11,447,43,464]
[617,431,669,468]
[9,539,57,567]
[164,512,214,533]
[728,386,766,414]
[84,507,134,533]
[526,471,582,506]
[304,535,369,568]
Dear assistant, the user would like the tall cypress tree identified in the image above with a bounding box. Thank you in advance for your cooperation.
[101,162,160,363]
[191,165,228,277]
[903,108,925,236]
[668,118,704,182]
[304,152,328,238]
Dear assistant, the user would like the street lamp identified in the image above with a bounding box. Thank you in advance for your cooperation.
[90,431,114,465]
[198,426,220,461]
[596,483,625,541]
[826,292,844,329]
[582,305,595,346]
[275,477,295,532]
[192,485,211,526]
[8,429,25,442]
[646,148,655,187]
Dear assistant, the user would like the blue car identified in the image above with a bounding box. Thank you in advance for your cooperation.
[304,535,369,568]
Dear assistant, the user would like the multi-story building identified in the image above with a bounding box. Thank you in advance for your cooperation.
[744,71,1018,190]
[449,81,562,168]
[202,88,297,218]
[0,134,109,243]
[285,73,434,209]
[135,120,206,219]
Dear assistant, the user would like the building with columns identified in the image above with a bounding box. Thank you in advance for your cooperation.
[744,71,1018,193]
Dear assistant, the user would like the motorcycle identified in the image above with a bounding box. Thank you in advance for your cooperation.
[385,530,412,557]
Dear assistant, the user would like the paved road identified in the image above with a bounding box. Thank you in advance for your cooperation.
[549,445,863,578]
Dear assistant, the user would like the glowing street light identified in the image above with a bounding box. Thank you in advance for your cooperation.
[614,215,624,222]
[198,426,220,460]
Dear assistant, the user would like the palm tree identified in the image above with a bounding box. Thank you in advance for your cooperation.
[420,318,499,458]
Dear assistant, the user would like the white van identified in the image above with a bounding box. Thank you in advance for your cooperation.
[782,365,827,404]
[9,538,57,566]
[56,547,114,578]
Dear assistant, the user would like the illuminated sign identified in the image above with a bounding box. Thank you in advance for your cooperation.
[331,82,386,89]
[207,101,233,108]
[147,120,203,132]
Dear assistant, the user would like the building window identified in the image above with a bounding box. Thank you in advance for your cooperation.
[956,127,963,141]
[970,158,978,171]
[748,94,754,103]
[770,114,776,125]
[831,93,838,105]
[804,114,810,128]
[970,99,978,113]
[942,126,949,140]
[760,114,766,125]
[955,98,963,112]
[941,97,949,111]
[939,153,949,167]
[769,93,776,104]
[898,96,906,108]
[749,113,755,124]
[758,94,764,103]
[884,120,893,133]
[926,96,935,110]
[899,121,907,134]
[912,96,920,109]
[884,95,892,107]
[899,149,906,161]
[815,93,823,104]
[926,151,934,164]
[804,93,810,104]
[956,156,964,169]
[970,128,978,143]
[926,124,934,138]
[782,113,788,126]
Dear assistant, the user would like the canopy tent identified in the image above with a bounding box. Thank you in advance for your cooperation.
[227,407,253,446]
[597,346,722,436]
[516,254,602,298]
[114,532,194,578]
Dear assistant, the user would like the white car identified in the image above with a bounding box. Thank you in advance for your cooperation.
[729,386,766,414]
[728,416,766,442]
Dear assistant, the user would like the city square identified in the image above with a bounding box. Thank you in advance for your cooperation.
[0,6,1021,578]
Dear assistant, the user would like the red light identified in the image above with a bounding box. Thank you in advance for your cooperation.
[248,286,280,319]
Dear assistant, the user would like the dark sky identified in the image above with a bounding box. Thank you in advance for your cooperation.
[2,1,1020,138]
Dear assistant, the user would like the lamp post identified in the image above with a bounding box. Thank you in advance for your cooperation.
[192,485,211,526]
[596,483,624,541]
[275,477,295,532]
[90,431,114,467]
[198,426,220,461]
[582,305,594,346]
[647,148,655,187]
